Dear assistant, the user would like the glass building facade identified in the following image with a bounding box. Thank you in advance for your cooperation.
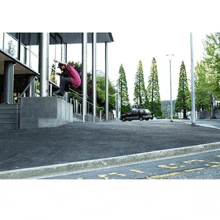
[0,32,114,121]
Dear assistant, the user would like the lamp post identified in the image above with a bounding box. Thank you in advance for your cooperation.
[190,33,196,125]
[166,54,174,122]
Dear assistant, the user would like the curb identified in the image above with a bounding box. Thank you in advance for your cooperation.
[1,142,220,179]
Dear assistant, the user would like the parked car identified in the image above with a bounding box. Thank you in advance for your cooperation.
[120,109,153,122]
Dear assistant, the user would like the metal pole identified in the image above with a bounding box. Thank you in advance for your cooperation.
[170,60,173,122]
[105,42,109,121]
[39,32,49,97]
[17,33,21,60]
[82,32,87,122]
[190,33,196,125]
[49,84,52,97]
[92,32,97,122]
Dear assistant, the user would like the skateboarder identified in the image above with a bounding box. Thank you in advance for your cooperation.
[53,60,81,97]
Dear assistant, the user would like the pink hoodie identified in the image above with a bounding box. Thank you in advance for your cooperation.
[65,64,81,88]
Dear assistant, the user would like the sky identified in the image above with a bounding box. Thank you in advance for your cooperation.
[2,0,216,104]
[109,31,208,102]
[67,31,209,103]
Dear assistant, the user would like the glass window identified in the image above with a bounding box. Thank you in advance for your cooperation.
[4,33,18,59]
[0,32,3,50]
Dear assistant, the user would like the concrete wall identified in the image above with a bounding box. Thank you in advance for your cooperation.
[20,97,73,129]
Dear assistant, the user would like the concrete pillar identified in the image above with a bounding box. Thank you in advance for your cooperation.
[82,32,87,122]
[105,42,109,121]
[4,60,16,104]
[39,33,49,97]
[17,33,21,61]
[24,47,27,65]
[26,75,35,97]
[92,32,97,122]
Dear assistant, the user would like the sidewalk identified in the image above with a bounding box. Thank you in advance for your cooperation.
[1,119,220,178]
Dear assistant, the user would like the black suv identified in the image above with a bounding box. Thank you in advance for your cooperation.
[120,109,153,122]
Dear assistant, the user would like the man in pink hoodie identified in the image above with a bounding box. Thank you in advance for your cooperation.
[53,60,81,97]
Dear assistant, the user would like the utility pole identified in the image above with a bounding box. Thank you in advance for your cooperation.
[190,33,196,126]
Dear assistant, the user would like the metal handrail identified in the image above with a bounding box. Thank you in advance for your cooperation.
[69,89,104,121]
[18,77,36,98]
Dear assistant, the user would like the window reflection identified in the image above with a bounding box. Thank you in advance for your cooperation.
[4,33,18,58]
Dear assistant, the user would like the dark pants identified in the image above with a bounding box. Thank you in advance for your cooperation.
[54,77,72,96]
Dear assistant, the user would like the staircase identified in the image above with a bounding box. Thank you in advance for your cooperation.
[72,113,101,122]
[0,104,20,130]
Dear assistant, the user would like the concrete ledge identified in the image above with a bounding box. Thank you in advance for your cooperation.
[20,97,73,129]
[1,142,220,179]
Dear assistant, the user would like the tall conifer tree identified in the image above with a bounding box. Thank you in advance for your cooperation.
[147,57,162,118]
[118,64,130,114]
[133,60,149,108]
[175,61,191,118]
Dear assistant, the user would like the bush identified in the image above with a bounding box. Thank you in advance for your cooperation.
[167,114,179,119]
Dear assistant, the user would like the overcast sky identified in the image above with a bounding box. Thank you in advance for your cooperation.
[4,0,215,103]
[68,31,209,102]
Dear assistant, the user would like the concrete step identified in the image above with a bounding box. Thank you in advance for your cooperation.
[0,104,20,109]
[0,118,18,123]
[73,114,83,122]
[0,113,18,118]
[0,104,20,130]
[72,114,101,122]
[0,122,18,130]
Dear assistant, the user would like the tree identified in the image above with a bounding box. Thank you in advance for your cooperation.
[193,33,220,118]
[133,60,149,108]
[118,64,130,114]
[96,76,115,111]
[195,60,211,111]
[203,33,220,100]
[175,61,191,119]
[147,57,162,118]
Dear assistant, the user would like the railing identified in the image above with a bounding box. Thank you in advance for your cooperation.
[18,77,36,98]
[69,89,104,122]
[17,76,104,122]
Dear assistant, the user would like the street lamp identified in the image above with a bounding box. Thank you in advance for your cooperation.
[166,54,174,122]
[190,33,196,125]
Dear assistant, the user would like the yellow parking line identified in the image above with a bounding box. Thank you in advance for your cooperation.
[147,172,180,179]
[209,161,220,164]
[184,168,204,172]
[117,174,126,177]
[130,169,144,173]
[210,165,220,168]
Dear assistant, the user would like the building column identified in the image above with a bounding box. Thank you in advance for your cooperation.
[92,32,97,122]
[62,43,67,63]
[105,42,109,121]
[26,75,35,97]
[17,33,21,61]
[82,33,87,122]
[39,32,49,97]
[4,60,16,104]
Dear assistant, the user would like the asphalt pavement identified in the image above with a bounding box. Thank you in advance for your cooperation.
[0,119,220,178]
[46,148,220,179]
